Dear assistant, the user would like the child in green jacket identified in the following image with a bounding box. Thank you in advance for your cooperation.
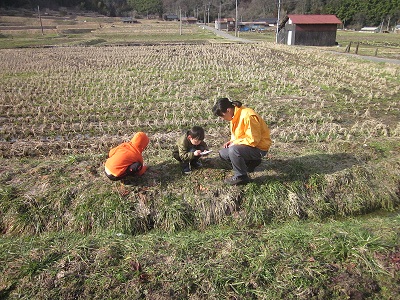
[173,126,209,175]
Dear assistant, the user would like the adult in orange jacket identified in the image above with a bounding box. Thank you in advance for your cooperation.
[104,132,149,181]
[212,97,271,185]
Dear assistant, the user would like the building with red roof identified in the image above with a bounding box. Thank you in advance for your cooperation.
[278,14,342,46]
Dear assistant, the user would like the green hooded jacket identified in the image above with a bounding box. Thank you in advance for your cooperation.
[172,132,208,162]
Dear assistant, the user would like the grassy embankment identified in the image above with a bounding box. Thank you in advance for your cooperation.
[0,16,399,299]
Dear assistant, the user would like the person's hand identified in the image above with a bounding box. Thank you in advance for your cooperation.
[223,141,233,148]
[194,150,202,156]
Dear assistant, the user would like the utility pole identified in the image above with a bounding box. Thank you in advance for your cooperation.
[207,3,210,25]
[179,7,182,35]
[38,6,44,35]
[218,1,222,30]
[204,4,206,25]
[235,0,238,37]
[275,0,281,43]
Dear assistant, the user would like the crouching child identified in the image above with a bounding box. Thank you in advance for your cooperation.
[173,126,209,175]
[105,132,149,181]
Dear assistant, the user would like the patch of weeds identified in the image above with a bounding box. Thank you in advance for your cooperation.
[2,71,38,79]
[282,159,309,181]
[243,181,288,225]
[0,186,21,233]
[316,228,387,261]
[73,191,130,233]
[0,185,20,203]
[79,38,107,46]
[368,140,398,158]
[12,196,52,235]
[278,83,302,96]
[307,132,331,142]
[374,246,400,297]
[190,187,241,229]
[326,165,399,216]
[61,29,94,34]
[65,155,78,164]
[286,177,332,220]
[154,194,194,232]
[50,187,79,224]
[93,241,124,270]
[20,250,62,278]
[312,224,392,299]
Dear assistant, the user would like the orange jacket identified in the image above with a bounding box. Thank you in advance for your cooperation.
[105,132,149,177]
[230,106,271,151]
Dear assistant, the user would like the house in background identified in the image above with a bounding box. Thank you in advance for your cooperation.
[121,17,138,24]
[238,21,270,32]
[163,14,179,21]
[255,18,278,26]
[278,14,342,46]
[215,18,236,31]
[181,17,198,24]
[360,26,380,33]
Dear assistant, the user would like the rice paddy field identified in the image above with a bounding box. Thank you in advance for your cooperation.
[0,15,399,299]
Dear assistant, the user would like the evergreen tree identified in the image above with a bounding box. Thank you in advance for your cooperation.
[127,0,163,16]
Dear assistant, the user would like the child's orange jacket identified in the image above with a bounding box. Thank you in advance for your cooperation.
[105,132,149,177]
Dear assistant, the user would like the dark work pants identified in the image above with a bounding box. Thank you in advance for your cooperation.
[105,162,142,181]
[219,144,267,177]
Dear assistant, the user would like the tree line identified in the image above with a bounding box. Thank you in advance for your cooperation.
[1,0,399,28]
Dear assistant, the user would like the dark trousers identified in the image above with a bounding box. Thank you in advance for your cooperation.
[105,162,142,181]
[219,144,267,177]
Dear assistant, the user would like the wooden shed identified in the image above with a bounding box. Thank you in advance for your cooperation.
[121,17,138,24]
[278,14,342,46]
[181,17,198,24]
[214,18,236,31]
[163,14,179,21]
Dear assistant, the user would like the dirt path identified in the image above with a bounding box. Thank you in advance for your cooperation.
[200,25,256,44]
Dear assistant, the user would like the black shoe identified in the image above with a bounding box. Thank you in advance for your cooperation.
[181,163,191,175]
[190,160,203,169]
[225,175,251,186]
[246,159,262,172]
